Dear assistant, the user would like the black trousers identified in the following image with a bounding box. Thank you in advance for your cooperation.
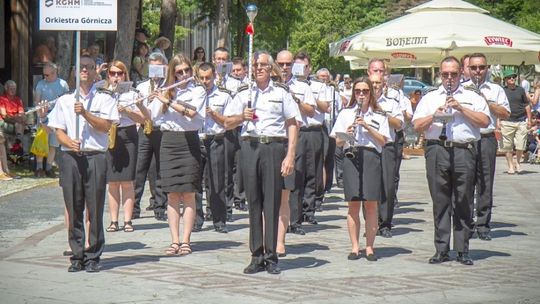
[394,130,405,203]
[300,127,325,218]
[379,142,397,230]
[240,140,285,264]
[224,127,245,212]
[195,142,207,228]
[134,128,167,214]
[425,143,476,253]
[334,146,344,185]
[203,136,227,227]
[323,126,336,193]
[475,134,497,233]
[61,152,107,264]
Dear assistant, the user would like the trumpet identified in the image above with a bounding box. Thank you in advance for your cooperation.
[345,99,364,159]
[439,80,453,142]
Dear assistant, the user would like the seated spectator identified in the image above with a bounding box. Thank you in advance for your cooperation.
[0,80,26,140]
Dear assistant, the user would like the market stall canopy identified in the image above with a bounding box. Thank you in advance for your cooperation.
[329,0,540,68]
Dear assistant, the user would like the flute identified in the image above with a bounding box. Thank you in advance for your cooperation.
[25,97,60,115]
[122,77,194,108]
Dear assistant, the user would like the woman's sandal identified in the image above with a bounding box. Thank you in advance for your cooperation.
[106,221,119,232]
[123,221,134,232]
[179,243,192,256]
[165,243,181,256]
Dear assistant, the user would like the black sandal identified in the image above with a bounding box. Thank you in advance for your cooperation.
[123,221,134,232]
[106,221,119,232]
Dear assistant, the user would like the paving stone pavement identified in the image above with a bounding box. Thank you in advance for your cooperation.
[0,157,539,304]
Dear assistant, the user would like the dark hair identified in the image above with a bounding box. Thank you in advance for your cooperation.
[348,76,380,112]
[135,43,149,56]
[193,46,206,62]
[368,58,386,71]
[198,62,215,74]
[414,89,422,94]
[213,47,229,55]
[469,52,487,62]
[460,54,471,66]
[441,56,461,68]
[232,57,246,67]
[294,51,310,65]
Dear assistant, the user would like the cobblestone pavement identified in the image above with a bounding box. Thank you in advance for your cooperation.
[0,157,539,304]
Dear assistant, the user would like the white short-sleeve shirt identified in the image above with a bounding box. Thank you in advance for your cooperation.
[463,80,510,133]
[47,90,120,152]
[287,77,316,127]
[204,86,232,135]
[224,80,299,137]
[330,105,391,153]
[116,90,139,127]
[412,84,490,143]
[136,79,166,126]
[308,79,330,126]
[377,94,404,142]
[160,82,206,132]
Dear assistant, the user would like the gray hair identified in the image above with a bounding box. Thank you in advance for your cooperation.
[43,62,58,71]
[316,68,330,76]
[5,80,16,88]
[254,50,274,65]
[148,52,168,64]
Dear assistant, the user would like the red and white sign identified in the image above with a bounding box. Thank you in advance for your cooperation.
[484,36,513,47]
[391,52,417,60]
[338,40,351,54]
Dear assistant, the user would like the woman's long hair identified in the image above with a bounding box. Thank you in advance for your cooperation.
[192,46,206,62]
[105,60,130,88]
[347,76,381,112]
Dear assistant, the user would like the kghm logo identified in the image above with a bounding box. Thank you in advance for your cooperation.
[45,0,54,7]
[55,0,81,6]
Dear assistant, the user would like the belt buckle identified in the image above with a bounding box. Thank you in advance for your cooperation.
[259,136,270,144]
[443,140,453,148]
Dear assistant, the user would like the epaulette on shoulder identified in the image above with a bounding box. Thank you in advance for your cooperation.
[96,87,114,96]
[297,78,309,84]
[463,85,481,95]
[374,110,387,116]
[274,82,290,93]
[218,86,232,96]
[422,86,438,96]
[237,83,249,93]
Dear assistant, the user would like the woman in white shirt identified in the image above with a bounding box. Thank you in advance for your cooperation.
[330,77,391,262]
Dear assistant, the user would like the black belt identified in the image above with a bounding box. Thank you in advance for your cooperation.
[67,151,104,156]
[300,125,322,131]
[481,132,495,138]
[118,125,136,129]
[345,146,379,153]
[205,133,225,140]
[242,136,286,144]
[426,140,474,149]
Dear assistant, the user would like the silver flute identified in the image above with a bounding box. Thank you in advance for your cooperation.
[122,77,194,108]
[25,97,60,115]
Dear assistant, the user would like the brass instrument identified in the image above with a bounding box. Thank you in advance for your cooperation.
[439,80,453,142]
[108,123,118,149]
[345,99,364,159]
[143,79,155,135]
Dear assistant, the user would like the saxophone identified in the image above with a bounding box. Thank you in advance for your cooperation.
[143,79,155,135]
[108,123,118,149]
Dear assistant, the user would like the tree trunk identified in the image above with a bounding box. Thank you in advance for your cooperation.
[217,0,229,48]
[113,0,140,71]
[56,31,73,82]
[159,0,177,59]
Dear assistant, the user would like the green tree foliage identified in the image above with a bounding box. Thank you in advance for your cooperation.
[470,0,540,34]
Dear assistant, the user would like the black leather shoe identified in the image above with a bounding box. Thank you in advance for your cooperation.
[306,216,318,225]
[379,228,392,238]
[347,252,361,260]
[277,252,287,258]
[132,213,141,219]
[428,252,450,264]
[288,226,305,235]
[477,231,492,241]
[192,226,203,232]
[226,213,234,222]
[85,261,100,273]
[265,263,281,274]
[215,225,228,233]
[204,213,213,221]
[316,205,323,212]
[146,205,155,211]
[243,262,265,274]
[154,212,167,221]
[337,181,344,188]
[68,260,84,272]
[457,252,474,265]
[366,253,378,262]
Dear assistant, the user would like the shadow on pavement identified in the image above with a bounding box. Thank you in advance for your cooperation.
[132,222,169,230]
[101,254,163,270]
[375,246,413,259]
[229,213,249,221]
[391,227,424,236]
[490,229,528,239]
[280,256,330,271]
[314,214,347,223]
[469,249,511,260]
[191,240,243,252]
[286,243,330,255]
[490,221,517,229]
[222,223,249,232]
[393,217,426,225]
[104,241,149,252]
[396,201,428,208]
[303,224,342,233]
[319,203,344,211]
[394,207,425,215]
[515,170,538,175]
[324,196,344,203]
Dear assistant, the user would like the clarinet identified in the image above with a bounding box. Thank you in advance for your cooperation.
[439,80,452,141]
[345,99,364,159]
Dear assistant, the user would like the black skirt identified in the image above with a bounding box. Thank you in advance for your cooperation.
[106,125,138,182]
[342,146,382,202]
[159,130,202,193]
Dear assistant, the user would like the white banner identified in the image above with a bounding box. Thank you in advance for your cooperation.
[39,0,117,31]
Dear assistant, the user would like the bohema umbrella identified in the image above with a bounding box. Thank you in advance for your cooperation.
[329,0,540,67]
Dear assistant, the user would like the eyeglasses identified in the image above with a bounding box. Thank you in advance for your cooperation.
[276,62,292,67]
[370,69,385,73]
[505,75,517,80]
[79,64,96,71]
[43,74,50,77]
[354,89,370,95]
[197,50,205,54]
[469,65,487,71]
[175,67,192,76]
[441,72,459,79]
[108,70,125,77]
[255,63,271,69]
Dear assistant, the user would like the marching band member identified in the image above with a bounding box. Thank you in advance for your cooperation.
[224,51,298,274]
[104,60,148,233]
[47,55,119,272]
[133,52,169,221]
[330,77,391,262]
[153,54,206,256]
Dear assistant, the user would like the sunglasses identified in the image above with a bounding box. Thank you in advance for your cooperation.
[441,72,459,79]
[255,63,271,69]
[354,89,370,95]
[277,62,292,67]
[505,75,517,80]
[175,67,192,76]
[108,70,125,77]
[79,64,96,70]
[43,74,50,77]
[469,65,487,71]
